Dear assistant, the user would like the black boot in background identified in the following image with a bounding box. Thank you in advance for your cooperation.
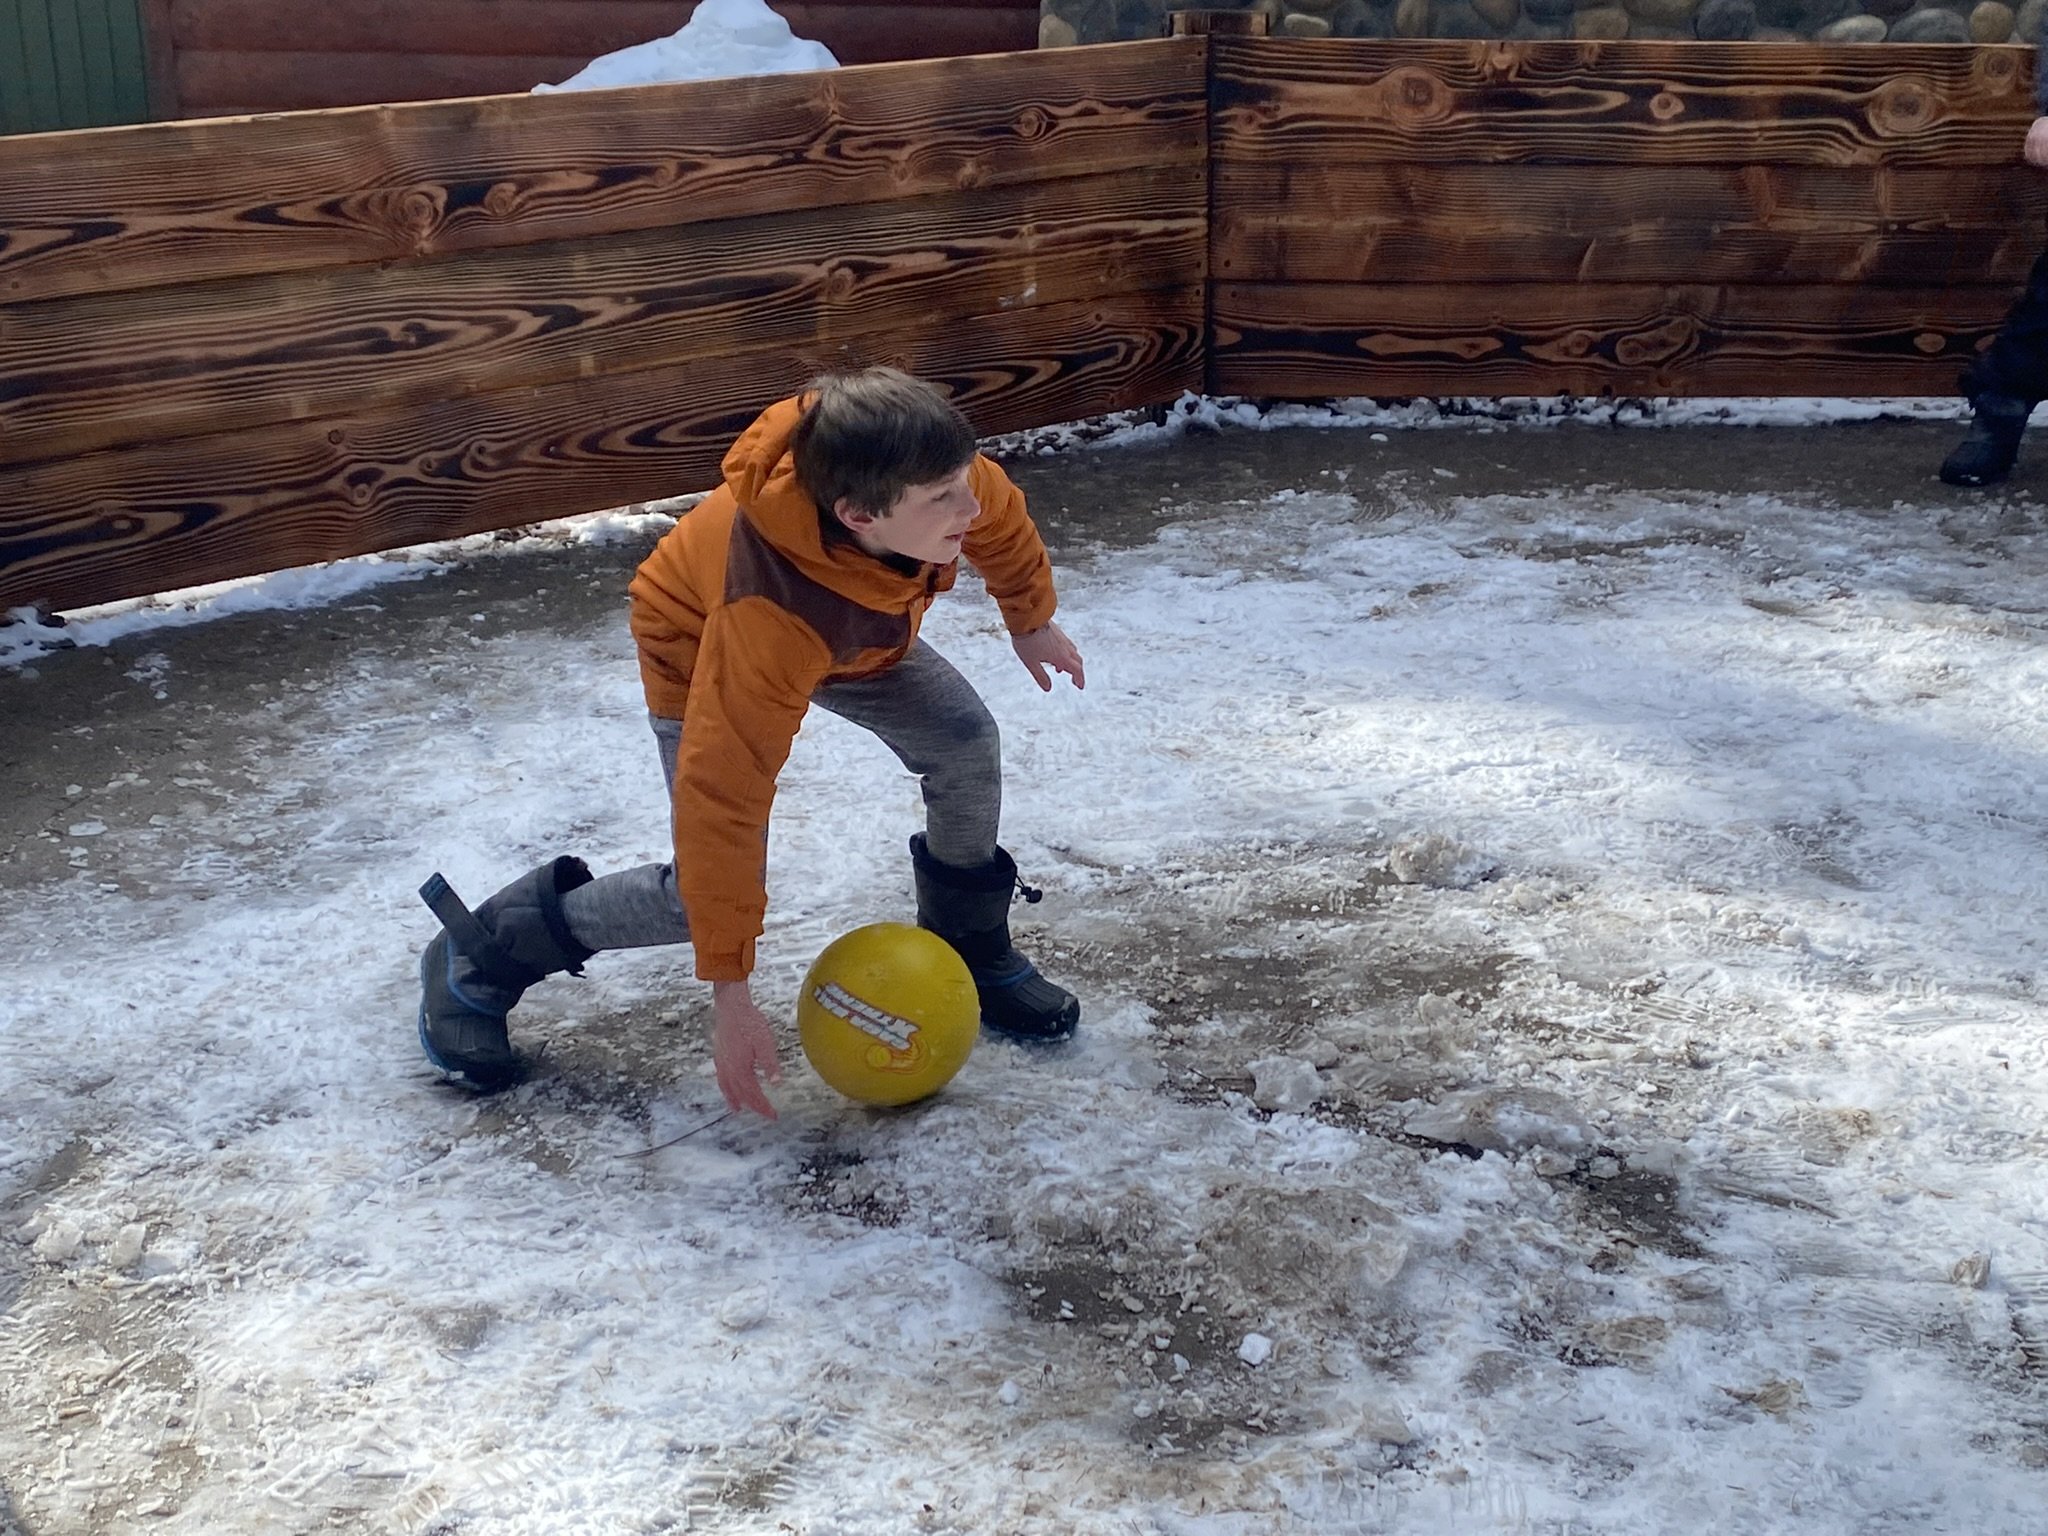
[910,834,1080,1043]
[1941,395,2031,487]
[416,856,596,1090]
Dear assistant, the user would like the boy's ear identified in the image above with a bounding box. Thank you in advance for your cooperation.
[832,495,880,532]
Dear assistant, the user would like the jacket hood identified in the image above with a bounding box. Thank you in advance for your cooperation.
[720,394,927,603]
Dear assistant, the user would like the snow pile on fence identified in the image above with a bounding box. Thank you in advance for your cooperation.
[535,0,837,94]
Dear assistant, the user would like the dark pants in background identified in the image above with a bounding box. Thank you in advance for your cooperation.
[1968,241,2048,404]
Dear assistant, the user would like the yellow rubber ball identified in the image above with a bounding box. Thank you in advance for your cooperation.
[797,922,980,1106]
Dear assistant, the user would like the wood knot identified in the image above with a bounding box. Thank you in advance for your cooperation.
[1013,106,1053,141]
[1385,68,1445,124]
[1870,81,1934,136]
[1649,92,1683,123]
[1616,317,1693,367]
[396,186,445,236]
[1912,331,1946,355]
[482,181,521,218]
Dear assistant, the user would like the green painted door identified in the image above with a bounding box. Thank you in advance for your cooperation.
[1,0,152,136]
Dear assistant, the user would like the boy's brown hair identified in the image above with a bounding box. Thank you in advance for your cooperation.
[789,367,978,525]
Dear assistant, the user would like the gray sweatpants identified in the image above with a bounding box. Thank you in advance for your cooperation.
[561,640,1001,953]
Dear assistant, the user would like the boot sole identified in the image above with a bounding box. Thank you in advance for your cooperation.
[416,1005,524,1093]
[980,1000,1081,1044]
[983,1023,1078,1044]
[416,942,522,1092]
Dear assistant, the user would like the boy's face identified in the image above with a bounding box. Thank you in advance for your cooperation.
[837,465,979,565]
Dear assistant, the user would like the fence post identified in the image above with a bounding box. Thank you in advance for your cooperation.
[1167,11,1261,396]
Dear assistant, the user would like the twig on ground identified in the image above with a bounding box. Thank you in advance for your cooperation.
[619,1110,734,1158]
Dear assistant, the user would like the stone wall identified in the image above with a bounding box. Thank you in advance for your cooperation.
[1040,0,2046,45]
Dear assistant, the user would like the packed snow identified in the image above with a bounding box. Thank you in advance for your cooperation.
[5,405,2048,1534]
[987,390,1985,460]
[533,0,837,95]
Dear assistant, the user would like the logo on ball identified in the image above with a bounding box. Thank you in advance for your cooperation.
[810,981,926,1073]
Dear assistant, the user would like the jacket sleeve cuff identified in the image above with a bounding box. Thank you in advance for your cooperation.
[1000,589,1057,635]
[692,938,756,983]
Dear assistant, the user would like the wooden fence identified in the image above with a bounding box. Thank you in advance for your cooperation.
[1209,39,2048,398]
[0,40,1208,613]
[3,35,2043,615]
[141,0,1042,117]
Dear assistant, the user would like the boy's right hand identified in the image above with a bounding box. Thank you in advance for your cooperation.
[1012,620,1085,692]
[710,980,782,1119]
[2027,116,2048,169]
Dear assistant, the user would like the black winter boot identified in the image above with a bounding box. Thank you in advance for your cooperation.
[416,856,596,1090]
[1941,394,2031,487]
[910,834,1079,1043]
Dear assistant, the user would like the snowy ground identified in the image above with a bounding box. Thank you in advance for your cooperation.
[5,405,2048,1535]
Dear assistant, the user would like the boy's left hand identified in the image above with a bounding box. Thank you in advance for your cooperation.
[1012,621,1085,692]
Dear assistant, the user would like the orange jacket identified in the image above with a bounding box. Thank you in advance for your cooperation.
[627,395,1058,981]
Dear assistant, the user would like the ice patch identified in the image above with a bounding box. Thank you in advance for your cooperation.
[1403,1088,1594,1156]
[30,1220,83,1264]
[1387,832,1497,889]
[1247,1055,1322,1113]
[105,1222,147,1271]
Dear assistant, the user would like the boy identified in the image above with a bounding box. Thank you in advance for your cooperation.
[416,368,1086,1117]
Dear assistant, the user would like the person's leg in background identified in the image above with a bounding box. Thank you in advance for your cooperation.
[1943,241,2048,487]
